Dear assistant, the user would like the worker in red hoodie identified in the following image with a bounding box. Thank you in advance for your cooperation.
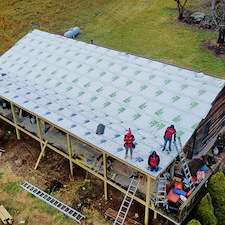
[124,128,135,159]
[162,125,176,152]
[148,151,160,172]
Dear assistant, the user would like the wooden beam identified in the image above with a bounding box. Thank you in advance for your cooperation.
[144,175,151,225]
[36,117,45,156]
[10,103,21,140]
[34,140,48,170]
[103,152,108,200]
[67,134,74,177]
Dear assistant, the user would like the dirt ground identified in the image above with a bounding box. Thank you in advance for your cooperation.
[0,120,165,225]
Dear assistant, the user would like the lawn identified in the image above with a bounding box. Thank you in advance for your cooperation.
[0,0,224,76]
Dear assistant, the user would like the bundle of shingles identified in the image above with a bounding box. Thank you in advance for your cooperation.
[0,149,5,157]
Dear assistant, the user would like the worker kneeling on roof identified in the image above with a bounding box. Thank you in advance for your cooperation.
[147,151,160,172]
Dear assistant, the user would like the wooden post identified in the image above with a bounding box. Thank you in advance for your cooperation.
[36,117,45,156]
[10,103,21,140]
[144,175,151,225]
[67,133,74,177]
[34,140,48,170]
[103,152,108,200]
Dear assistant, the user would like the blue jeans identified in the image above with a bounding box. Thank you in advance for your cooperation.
[150,165,158,172]
[163,136,172,150]
[125,145,133,155]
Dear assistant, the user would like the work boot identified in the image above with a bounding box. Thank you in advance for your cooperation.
[124,154,128,159]
[162,147,165,151]
[130,155,133,159]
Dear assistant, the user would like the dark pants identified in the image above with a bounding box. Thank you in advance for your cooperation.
[125,145,133,155]
[150,165,158,172]
[163,136,172,150]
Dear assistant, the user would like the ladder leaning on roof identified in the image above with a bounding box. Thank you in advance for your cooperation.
[174,137,195,190]
[19,181,86,224]
[113,176,140,225]
[155,176,168,207]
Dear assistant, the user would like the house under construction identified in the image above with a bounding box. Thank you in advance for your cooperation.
[0,29,225,225]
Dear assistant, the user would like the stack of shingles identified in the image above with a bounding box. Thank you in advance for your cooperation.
[0,149,5,157]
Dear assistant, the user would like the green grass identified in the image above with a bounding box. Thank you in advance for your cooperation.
[2,181,22,194]
[0,0,224,76]
[0,172,3,179]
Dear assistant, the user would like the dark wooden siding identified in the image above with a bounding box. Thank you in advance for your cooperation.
[186,86,225,158]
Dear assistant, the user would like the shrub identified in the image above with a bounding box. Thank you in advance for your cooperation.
[195,193,217,225]
[186,219,202,225]
[208,171,225,225]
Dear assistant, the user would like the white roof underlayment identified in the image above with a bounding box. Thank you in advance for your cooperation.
[0,29,224,178]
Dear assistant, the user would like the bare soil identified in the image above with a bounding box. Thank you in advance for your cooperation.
[0,120,164,225]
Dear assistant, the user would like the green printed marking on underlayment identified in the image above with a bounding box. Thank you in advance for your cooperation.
[77,64,82,69]
[155,90,163,96]
[55,82,62,87]
[149,120,158,127]
[51,70,57,75]
[72,78,79,83]
[32,63,38,68]
[61,74,68,79]
[45,78,51,83]
[78,91,85,97]
[134,70,141,75]
[112,76,119,81]
[164,79,172,85]
[126,80,133,86]
[84,82,91,88]
[190,101,199,108]
[139,103,147,109]
[118,107,126,113]
[35,74,41,79]
[177,130,184,136]
[140,85,148,91]
[191,123,199,129]
[96,87,103,93]
[172,115,181,123]
[26,70,32,75]
[66,60,72,65]
[149,75,156,80]
[155,109,163,116]
[172,96,180,102]
[97,59,102,63]
[90,96,97,102]
[104,102,111,107]
[133,113,141,120]
[123,97,131,103]
[156,123,165,130]
[16,57,21,61]
[121,66,127,71]
[66,87,73,92]
[56,57,62,62]
[108,62,114,67]
[180,84,188,90]
[198,90,206,95]
[88,68,94,73]
[99,72,106,77]
[109,92,116,98]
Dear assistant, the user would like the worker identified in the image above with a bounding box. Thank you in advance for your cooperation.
[147,151,160,172]
[162,125,176,152]
[124,128,135,159]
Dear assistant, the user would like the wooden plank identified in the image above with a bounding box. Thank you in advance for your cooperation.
[105,208,142,225]
[0,205,13,225]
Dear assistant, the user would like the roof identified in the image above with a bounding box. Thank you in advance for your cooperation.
[0,29,224,177]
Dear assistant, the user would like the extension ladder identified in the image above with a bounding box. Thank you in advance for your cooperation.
[113,177,140,225]
[19,181,85,223]
[155,177,167,207]
[174,137,195,190]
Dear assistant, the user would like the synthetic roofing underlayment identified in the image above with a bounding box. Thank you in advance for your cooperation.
[0,29,224,178]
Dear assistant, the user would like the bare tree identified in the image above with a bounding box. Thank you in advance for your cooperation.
[211,0,225,43]
[174,0,189,20]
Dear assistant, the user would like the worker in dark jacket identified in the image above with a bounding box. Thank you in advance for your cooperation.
[162,125,176,152]
[148,151,160,172]
[124,128,135,159]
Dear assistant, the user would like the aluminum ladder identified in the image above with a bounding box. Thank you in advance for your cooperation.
[19,181,85,224]
[113,177,140,225]
[174,137,195,190]
[155,177,167,207]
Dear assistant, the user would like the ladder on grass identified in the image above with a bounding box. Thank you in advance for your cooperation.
[174,137,195,190]
[113,177,140,225]
[155,177,167,207]
[19,181,85,224]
